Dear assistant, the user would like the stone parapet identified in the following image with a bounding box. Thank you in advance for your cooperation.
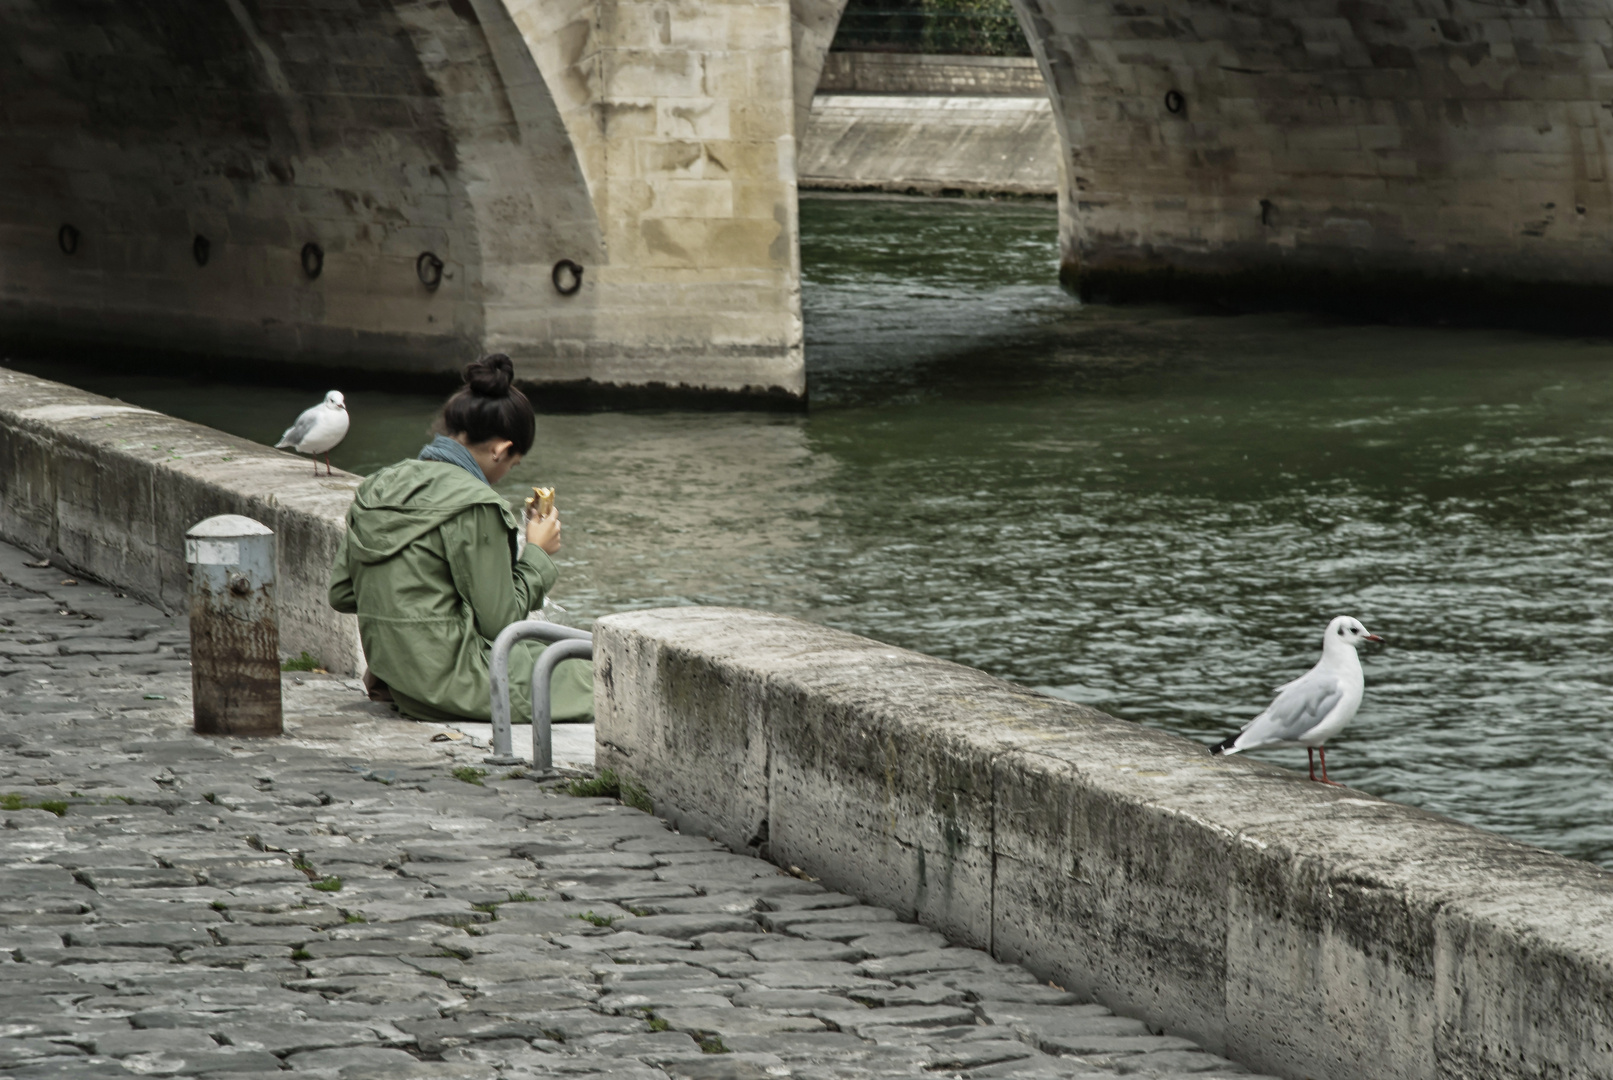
[0,367,361,675]
[817,53,1047,97]
[595,606,1613,1080]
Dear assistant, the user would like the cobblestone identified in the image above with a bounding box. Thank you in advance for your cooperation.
[0,539,1273,1080]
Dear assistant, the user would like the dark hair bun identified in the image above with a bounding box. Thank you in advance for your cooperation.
[438,354,536,455]
[464,354,514,397]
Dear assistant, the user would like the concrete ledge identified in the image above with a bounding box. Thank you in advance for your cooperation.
[0,367,361,674]
[595,607,1613,1080]
[799,94,1058,197]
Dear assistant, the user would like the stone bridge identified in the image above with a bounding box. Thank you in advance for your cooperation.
[2,0,1609,400]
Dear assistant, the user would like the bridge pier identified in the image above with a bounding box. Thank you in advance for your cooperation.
[1014,0,1613,324]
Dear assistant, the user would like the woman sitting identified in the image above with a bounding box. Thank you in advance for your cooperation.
[328,355,591,723]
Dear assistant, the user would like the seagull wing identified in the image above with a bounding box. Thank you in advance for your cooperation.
[276,404,320,449]
[1272,673,1305,695]
[1233,671,1346,750]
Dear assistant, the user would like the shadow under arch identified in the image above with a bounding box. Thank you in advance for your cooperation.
[0,0,604,377]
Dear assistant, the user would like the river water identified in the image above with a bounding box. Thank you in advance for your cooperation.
[11,194,1613,867]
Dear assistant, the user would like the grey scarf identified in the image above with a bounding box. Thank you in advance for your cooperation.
[418,435,488,486]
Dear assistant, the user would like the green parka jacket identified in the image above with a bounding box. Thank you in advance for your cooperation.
[328,459,593,723]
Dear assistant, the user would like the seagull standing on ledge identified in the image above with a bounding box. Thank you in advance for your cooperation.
[1209,615,1383,785]
[276,390,349,476]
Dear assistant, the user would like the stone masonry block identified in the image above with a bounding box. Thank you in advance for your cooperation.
[602,49,704,98]
[637,138,720,179]
[647,178,735,219]
[658,98,731,139]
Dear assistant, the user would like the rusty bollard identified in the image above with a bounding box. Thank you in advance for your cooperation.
[185,515,283,737]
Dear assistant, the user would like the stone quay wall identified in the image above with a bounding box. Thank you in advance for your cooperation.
[817,53,1048,97]
[595,606,1613,1080]
[800,95,1059,197]
[799,54,1059,196]
[0,367,361,674]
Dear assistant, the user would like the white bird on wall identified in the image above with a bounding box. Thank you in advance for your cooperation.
[1209,615,1383,784]
[276,390,350,476]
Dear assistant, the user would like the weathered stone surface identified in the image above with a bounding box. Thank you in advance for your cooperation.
[578,1030,701,1057]
[802,90,1056,200]
[818,1004,977,1035]
[850,983,965,1009]
[1036,1032,1201,1056]
[65,925,214,951]
[980,1002,1150,1038]
[284,1045,422,1070]
[624,914,759,940]
[209,1021,383,1055]
[534,851,660,870]
[659,1056,780,1080]
[759,907,897,931]
[658,1007,828,1039]
[131,1048,285,1074]
[920,1038,1040,1070]
[846,928,952,956]
[600,991,736,1013]
[597,606,1613,1080]
[747,937,866,964]
[732,989,856,1014]
[521,1009,647,1040]
[75,868,200,890]
[966,983,1082,1006]
[398,1017,562,1055]
[91,1027,220,1056]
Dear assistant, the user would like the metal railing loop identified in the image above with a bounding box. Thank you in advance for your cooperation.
[487,620,591,766]
[530,638,594,777]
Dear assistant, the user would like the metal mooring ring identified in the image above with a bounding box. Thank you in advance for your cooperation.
[301,241,324,280]
[552,259,584,296]
[417,251,444,290]
[58,224,79,255]
[1164,89,1186,115]
[193,235,211,267]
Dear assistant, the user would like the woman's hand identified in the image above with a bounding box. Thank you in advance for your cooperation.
[526,507,562,555]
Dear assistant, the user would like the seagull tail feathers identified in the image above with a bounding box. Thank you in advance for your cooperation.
[1208,734,1241,756]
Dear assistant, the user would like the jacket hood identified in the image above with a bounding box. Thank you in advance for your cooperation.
[343,459,517,563]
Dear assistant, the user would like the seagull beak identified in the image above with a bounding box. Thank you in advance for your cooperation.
[1364,633,1383,643]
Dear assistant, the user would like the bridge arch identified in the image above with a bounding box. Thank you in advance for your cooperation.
[0,0,607,377]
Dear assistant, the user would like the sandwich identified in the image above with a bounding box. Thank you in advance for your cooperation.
[524,486,555,518]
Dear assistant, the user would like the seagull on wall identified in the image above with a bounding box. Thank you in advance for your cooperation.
[1209,615,1382,784]
[276,390,350,476]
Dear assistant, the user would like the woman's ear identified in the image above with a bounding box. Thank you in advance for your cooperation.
[491,439,516,462]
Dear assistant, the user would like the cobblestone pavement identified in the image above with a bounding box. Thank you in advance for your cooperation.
[0,539,1271,1080]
